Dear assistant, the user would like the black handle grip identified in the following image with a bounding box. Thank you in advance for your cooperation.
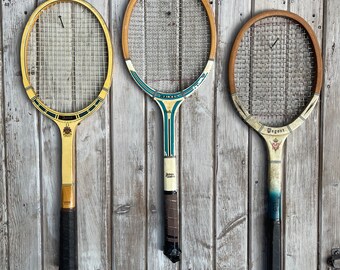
[269,220,281,270]
[163,191,181,263]
[60,208,77,270]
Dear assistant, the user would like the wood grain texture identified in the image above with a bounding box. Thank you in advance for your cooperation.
[0,4,8,267]
[250,1,287,270]
[320,0,340,269]
[284,1,323,269]
[2,1,42,269]
[111,1,147,269]
[0,0,339,269]
[179,1,215,268]
[76,1,112,269]
[35,0,62,267]
[215,0,251,269]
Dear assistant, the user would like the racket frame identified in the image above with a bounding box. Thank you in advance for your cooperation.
[122,0,216,263]
[228,10,322,269]
[20,0,113,268]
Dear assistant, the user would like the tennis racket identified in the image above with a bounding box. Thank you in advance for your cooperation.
[21,0,113,269]
[122,0,216,263]
[229,10,322,269]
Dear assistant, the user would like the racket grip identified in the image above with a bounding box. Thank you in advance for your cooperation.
[59,208,78,270]
[163,191,181,263]
[269,220,281,270]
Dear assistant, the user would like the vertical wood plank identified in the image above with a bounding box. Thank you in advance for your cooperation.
[111,1,147,269]
[215,0,251,269]
[0,3,8,267]
[35,0,63,268]
[2,1,42,269]
[180,73,215,269]
[76,1,112,269]
[284,1,323,269]
[320,0,340,268]
[253,0,287,13]
[143,0,179,267]
[179,1,215,268]
[250,1,288,269]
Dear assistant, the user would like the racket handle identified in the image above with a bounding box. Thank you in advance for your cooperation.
[59,208,78,270]
[269,220,281,270]
[163,191,181,263]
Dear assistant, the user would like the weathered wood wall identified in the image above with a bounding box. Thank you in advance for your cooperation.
[0,0,339,269]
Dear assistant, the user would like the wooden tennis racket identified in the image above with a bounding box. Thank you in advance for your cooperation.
[229,10,322,270]
[122,0,216,263]
[21,0,113,268]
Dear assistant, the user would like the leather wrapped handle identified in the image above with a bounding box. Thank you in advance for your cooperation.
[163,191,181,263]
[60,208,78,270]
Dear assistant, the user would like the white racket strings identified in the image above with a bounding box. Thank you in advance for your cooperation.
[235,17,316,127]
[128,0,211,93]
[27,2,108,113]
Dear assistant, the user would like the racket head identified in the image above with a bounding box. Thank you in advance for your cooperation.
[21,0,113,122]
[229,10,322,134]
[122,0,217,100]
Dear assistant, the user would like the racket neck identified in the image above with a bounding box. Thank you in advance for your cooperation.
[156,99,183,158]
[263,134,287,221]
[58,121,79,210]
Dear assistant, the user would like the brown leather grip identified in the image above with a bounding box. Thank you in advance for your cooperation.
[163,191,181,263]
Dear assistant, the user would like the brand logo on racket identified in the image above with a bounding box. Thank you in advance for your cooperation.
[267,128,285,135]
[271,138,282,151]
[63,126,72,137]
[166,173,175,179]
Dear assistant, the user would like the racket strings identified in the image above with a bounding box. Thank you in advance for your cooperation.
[27,2,108,113]
[235,16,316,127]
[128,0,211,93]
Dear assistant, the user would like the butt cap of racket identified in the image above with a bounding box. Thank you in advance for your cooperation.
[164,242,181,263]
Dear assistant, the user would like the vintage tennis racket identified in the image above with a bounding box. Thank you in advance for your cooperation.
[122,0,216,263]
[229,10,322,269]
[20,0,113,268]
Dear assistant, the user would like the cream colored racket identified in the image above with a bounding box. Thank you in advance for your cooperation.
[229,10,322,270]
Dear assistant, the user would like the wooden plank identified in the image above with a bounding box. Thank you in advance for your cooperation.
[250,1,288,270]
[179,1,215,268]
[144,1,179,268]
[0,3,8,268]
[76,1,111,269]
[35,1,69,269]
[179,59,215,266]
[254,0,287,13]
[2,1,42,269]
[320,0,340,268]
[215,1,251,269]
[111,1,147,268]
[284,1,323,269]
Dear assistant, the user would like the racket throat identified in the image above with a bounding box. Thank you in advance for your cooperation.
[264,134,287,221]
[156,99,183,157]
[58,121,79,210]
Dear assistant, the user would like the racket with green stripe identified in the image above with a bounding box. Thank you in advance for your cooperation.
[229,10,323,269]
[122,0,216,263]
